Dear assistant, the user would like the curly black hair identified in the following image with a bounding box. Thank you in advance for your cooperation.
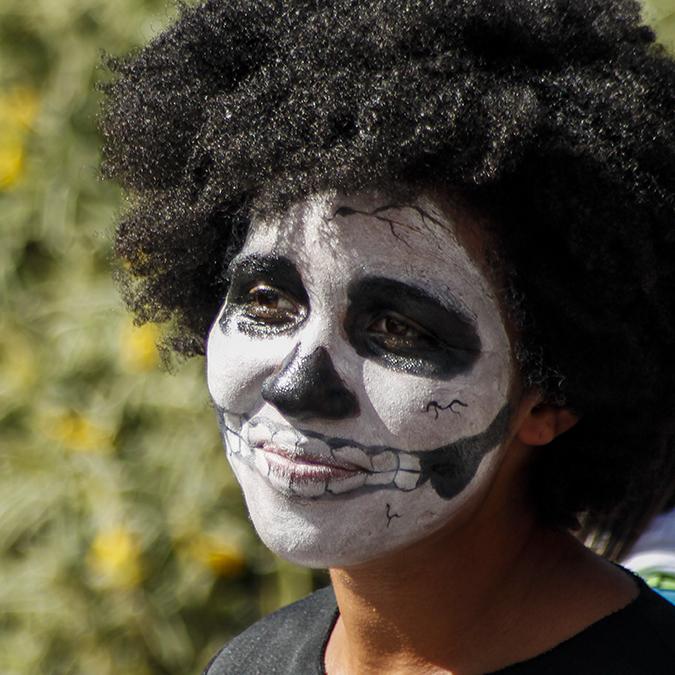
[100,0,675,558]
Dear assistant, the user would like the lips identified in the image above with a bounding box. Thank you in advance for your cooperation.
[262,444,365,495]
[262,443,362,474]
[223,416,422,499]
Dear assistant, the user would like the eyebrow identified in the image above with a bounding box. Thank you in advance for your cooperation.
[347,276,481,350]
[226,254,308,302]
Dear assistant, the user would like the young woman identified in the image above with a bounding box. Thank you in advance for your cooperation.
[101,1,675,672]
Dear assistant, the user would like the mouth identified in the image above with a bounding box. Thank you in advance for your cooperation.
[215,403,513,502]
[258,443,368,497]
[225,417,422,499]
[262,443,363,475]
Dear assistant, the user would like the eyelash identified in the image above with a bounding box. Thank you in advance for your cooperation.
[239,284,303,324]
[367,313,441,352]
[236,286,438,349]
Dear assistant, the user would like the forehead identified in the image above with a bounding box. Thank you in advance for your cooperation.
[244,191,500,313]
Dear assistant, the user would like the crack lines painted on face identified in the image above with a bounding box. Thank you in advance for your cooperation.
[425,399,468,419]
[327,202,458,253]
[385,503,402,527]
[330,204,425,250]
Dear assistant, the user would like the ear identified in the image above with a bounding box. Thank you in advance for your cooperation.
[515,395,580,447]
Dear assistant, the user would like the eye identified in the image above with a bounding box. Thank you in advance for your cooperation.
[241,284,301,324]
[367,313,437,350]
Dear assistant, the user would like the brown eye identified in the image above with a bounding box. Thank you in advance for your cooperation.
[248,285,294,310]
[370,315,420,338]
[243,284,299,323]
[367,313,435,350]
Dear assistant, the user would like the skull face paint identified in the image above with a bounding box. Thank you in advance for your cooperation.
[206,191,515,568]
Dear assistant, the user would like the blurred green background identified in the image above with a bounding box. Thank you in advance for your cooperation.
[0,1,673,674]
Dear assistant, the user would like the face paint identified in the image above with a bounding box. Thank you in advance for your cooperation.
[206,191,514,568]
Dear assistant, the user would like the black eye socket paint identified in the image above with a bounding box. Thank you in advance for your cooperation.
[219,254,309,336]
[344,276,481,378]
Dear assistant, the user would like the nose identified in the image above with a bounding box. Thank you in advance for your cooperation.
[261,345,360,421]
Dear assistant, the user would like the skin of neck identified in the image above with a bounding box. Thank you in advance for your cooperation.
[325,420,637,675]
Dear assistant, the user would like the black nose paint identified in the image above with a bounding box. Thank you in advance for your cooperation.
[261,345,360,420]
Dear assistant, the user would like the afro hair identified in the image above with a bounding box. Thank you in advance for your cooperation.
[101,0,675,558]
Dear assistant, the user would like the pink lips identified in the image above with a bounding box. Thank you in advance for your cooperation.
[261,443,363,482]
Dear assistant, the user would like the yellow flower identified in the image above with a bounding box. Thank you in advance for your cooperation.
[45,409,114,454]
[0,136,25,189]
[88,527,143,590]
[120,321,160,372]
[186,534,246,578]
[0,87,39,129]
[0,87,39,190]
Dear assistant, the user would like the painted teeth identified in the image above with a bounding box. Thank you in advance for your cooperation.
[231,417,426,496]
[371,450,397,472]
[304,437,331,454]
[327,473,367,495]
[246,423,269,448]
[290,478,328,498]
[365,470,396,486]
[394,470,420,491]
[254,450,270,478]
[397,453,421,472]
[271,427,299,449]
[332,446,370,469]
[224,429,238,454]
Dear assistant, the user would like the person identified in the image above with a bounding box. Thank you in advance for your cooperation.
[101,1,675,672]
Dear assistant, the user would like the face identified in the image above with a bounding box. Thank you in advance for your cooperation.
[206,190,515,568]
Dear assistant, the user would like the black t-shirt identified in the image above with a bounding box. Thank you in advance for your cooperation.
[204,573,675,674]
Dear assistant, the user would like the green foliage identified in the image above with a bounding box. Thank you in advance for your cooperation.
[0,2,320,673]
[0,1,671,673]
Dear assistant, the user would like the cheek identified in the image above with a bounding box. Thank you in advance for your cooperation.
[362,349,512,450]
[206,316,294,412]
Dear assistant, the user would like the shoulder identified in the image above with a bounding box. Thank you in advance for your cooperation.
[499,573,675,674]
[620,579,675,670]
[203,585,337,675]
[591,574,675,660]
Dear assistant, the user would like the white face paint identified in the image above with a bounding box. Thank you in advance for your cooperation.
[206,190,514,568]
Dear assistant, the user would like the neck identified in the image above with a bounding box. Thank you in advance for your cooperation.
[325,496,635,675]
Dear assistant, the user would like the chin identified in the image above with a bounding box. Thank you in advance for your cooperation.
[237,459,481,569]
